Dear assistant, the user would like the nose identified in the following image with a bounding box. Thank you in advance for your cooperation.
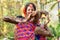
[29,10,33,13]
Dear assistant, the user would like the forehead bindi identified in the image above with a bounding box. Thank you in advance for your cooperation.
[29,4,33,8]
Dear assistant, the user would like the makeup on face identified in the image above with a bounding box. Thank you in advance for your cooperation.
[26,4,34,15]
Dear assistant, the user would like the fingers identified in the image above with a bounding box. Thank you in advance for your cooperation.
[32,11,38,17]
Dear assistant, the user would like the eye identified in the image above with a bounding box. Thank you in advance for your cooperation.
[31,9,34,11]
[28,9,30,11]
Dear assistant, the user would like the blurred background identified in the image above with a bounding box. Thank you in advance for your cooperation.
[0,0,60,40]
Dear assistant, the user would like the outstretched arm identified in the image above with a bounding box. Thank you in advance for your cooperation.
[45,26,54,37]
[3,16,20,24]
[35,27,54,37]
[44,15,50,26]
[3,13,35,24]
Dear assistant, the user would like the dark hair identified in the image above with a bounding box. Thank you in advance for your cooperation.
[17,16,24,18]
[40,10,49,16]
[23,3,36,16]
[25,3,36,12]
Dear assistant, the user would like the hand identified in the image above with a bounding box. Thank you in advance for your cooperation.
[3,16,15,21]
[3,16,10,20]
[32,11,37,17]
[3,16,12,22]
[46,15,50,20]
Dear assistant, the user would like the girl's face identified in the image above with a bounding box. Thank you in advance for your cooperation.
[26,4,34,15]
[41,14,46,18]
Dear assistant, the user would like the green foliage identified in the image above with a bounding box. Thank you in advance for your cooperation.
[47,24,60,40]
[47,37,53,40]
[58,11,60,15]
[49,25,57,37]
[56,23,60,37]
[50,2,58,11]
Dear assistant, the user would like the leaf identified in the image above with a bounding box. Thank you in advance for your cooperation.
[45,1,52,5]
[50,2,58,11]
[49,25,57,36]
[56,24,60,37]
[45,0,57,5]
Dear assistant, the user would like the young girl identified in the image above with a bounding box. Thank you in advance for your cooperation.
[3,3,37,40]
[35,10,53,40]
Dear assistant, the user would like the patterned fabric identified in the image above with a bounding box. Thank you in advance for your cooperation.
[15,22,35,40]
[39,36,47,40]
